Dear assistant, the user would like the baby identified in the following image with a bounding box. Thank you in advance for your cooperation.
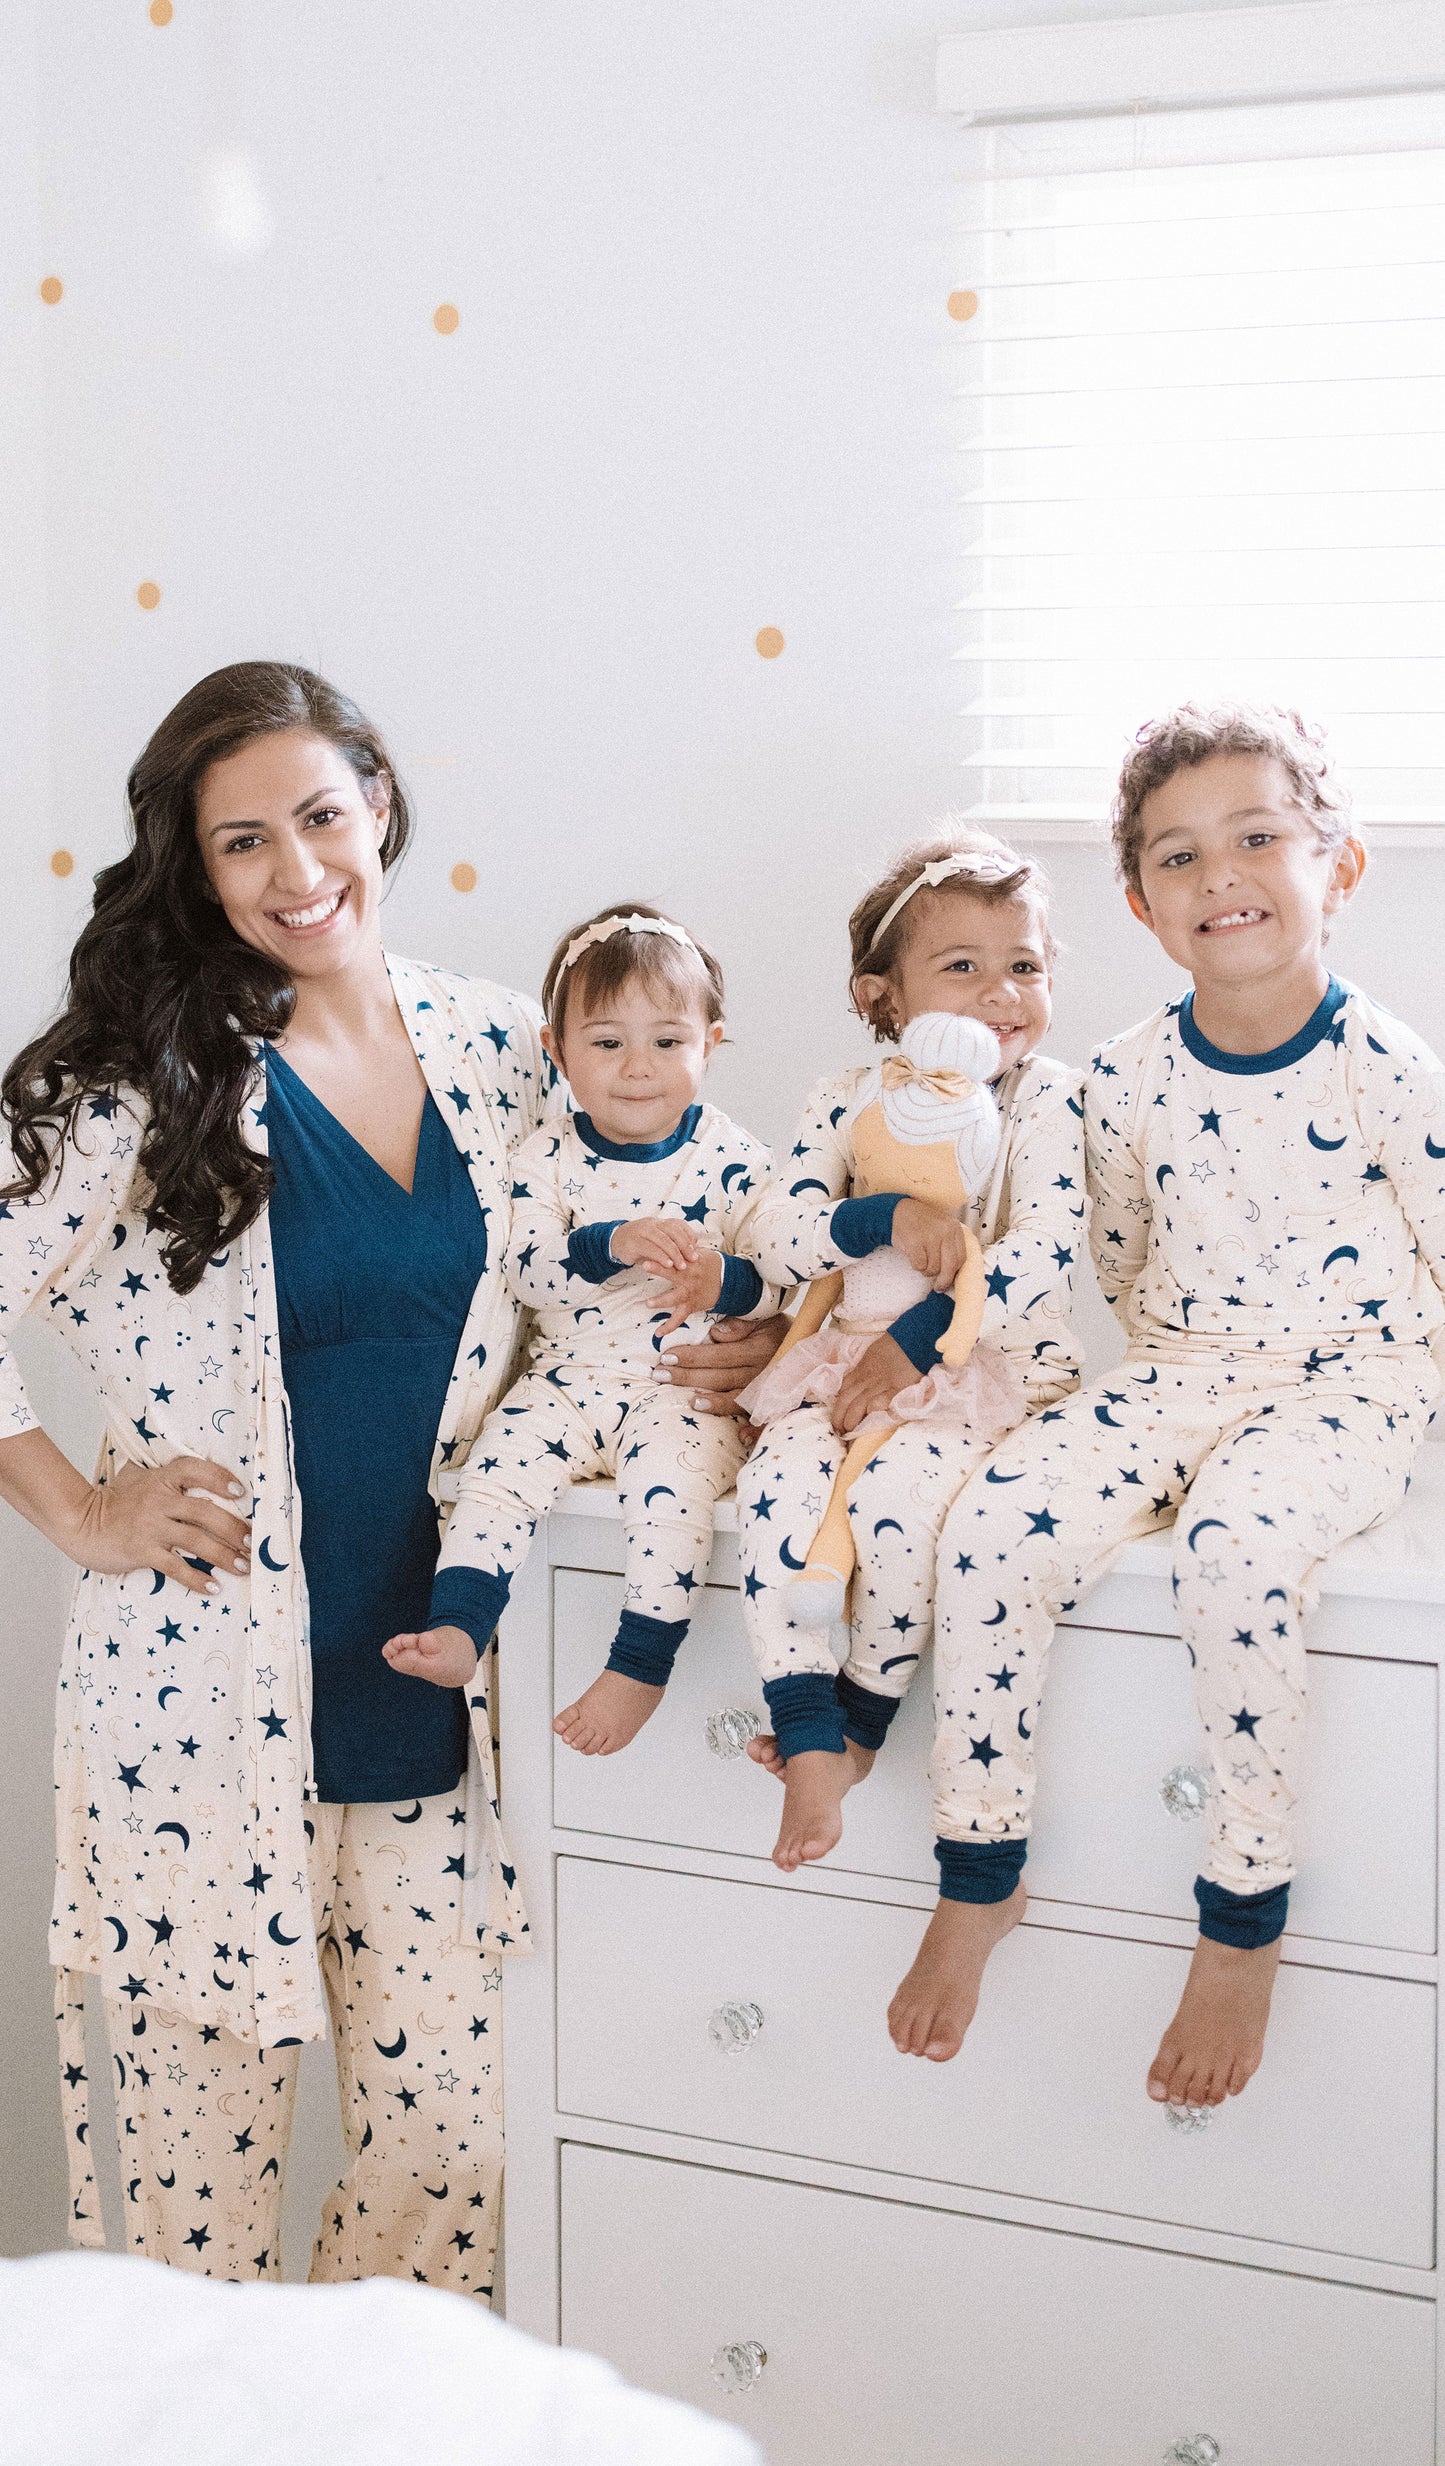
[385,904,777,1753]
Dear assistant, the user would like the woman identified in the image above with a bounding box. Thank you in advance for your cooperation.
[0,663,780,2290]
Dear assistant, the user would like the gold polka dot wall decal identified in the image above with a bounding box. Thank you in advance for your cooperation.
[433,303,460,335]
[947,288,980,321]
[149,0,174,24]
[50,849,75,879]
[135,580,162,610]
[450,861,478,894]
[755,626,785,660]
[39,276,63,305]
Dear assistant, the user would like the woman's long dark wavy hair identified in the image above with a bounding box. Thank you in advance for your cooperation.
[1,662,413,1293]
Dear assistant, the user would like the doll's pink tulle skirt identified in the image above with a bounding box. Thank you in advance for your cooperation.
[737,1329,1027,1443]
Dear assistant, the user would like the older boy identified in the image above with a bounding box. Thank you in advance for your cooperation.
[892,705,1445,2109]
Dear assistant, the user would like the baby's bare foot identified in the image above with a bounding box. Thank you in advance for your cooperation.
[381,1624,479,1688]
[554,1670,665,1757]
[1148,1933,1282,2108]
[771,1742,874,1870]
[888,1886,1026,2063]
[749,1731,874,1793]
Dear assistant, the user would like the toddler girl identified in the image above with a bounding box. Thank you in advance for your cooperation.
[385,904,777,1754]
[735,830,1084,1868]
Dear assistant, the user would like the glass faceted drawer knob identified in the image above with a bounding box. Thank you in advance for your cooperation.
[1165,2101,1213,2133]
[709,1999,764,2054]
[711,2339,767,2396]
[1160,1763,1210,1821]
[1165,2438,1221,2466]
[706,1707,764,1759]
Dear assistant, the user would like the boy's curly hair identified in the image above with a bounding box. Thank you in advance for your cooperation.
[1112,703,1353,896]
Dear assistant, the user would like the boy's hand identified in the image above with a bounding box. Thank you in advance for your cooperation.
[382,1625,479,1688]
[610,1217,701,1276]
[653,1246,726,1338]
[891,1198,969,1293]
[830,1334,915,1434]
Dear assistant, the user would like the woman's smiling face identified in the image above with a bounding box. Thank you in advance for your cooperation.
[194,727,390,980]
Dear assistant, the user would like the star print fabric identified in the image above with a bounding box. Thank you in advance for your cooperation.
[103,1789,504,2294]
[933,1350,1433,1906]
[735,1055,1084,1693]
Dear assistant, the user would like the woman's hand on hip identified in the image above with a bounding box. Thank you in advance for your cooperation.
[655,1311,790,1417]
[68,1457,252,1597]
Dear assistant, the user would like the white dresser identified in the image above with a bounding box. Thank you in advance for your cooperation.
[498,1451,1445,2466]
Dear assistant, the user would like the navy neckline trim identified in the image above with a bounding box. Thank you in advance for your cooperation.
[573,1103,701,1163]
[1177,977,1347,1076]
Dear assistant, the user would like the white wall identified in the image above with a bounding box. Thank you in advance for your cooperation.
[5,0,1442,2260]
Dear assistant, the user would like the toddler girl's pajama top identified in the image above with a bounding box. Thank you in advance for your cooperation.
[932,979,1445,1938]
[734,1054,1084,1755]
[434,1103,778,1688]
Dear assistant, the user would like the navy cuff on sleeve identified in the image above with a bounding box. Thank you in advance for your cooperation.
[888,1288,954,1375]
[830,1193,901,1258]
[935,1837,1027,1904]
[606,1610,689,1686]
[837,1673,902,1753]
[426,1566,513,1660]
[567,1221,625,1283]
[1195,1875,1289,1949]
[715,1253,765,1317]
[763,1673,847,1760]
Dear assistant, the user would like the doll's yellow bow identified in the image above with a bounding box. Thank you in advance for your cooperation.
[880,1054,979,1105]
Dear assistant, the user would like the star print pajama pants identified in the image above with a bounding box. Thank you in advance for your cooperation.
[735,1404,1031,1758]
[101,1788,504,2291]
[450,1368,749,1684]
[930,1347,1434,1941]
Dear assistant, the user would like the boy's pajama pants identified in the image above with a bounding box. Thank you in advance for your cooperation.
[455,1368,749,1659]
[931,1346,1434,1938]
[101,1790,503,2290]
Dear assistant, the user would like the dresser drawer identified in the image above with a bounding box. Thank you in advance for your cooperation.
[550,1572,1437,1954]
[555,1858,1434,2267]
[561,2144,1433,2466]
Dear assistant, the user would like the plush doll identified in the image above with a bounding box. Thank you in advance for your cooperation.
[739,1011,1025,1625]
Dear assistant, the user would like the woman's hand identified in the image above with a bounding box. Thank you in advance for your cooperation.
[67,1456,251,1597]
[655,1311,790,1417]
[653,1247,725,1337]
[891,1198,969,1294]
[830,1334,915,1435]
[382,1625,480,1688]
[610,1217,701,1275]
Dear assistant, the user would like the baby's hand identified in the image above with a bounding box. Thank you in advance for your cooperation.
[382,1625,479,1688]
[609,1217,702,1276]
[891,1198,969,1294]
[652,1247,725,1338]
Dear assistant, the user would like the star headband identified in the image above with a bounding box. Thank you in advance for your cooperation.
[863,849,1022,959]
[557,912,703,977]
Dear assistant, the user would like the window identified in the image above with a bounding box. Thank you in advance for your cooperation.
[948,101,1445,842]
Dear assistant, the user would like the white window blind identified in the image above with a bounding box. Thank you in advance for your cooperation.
[952,138,1445,842]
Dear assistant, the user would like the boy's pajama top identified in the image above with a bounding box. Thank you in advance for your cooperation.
[933,979,1445,1937]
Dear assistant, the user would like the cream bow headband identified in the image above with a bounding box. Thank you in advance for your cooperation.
[864,850,1020,959]
[558,912,701,976]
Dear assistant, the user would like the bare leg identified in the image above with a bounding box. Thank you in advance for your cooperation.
[888,1885,1026,2063]
[1147,1936,1282,2107]
[770,1743,875,1871]
[554,1671,666,1756]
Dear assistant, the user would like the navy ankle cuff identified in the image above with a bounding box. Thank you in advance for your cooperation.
[763,1673,847,1761]
[936,1836,1027,1905]
[606,1611,689,1687]
[1195,1875,1289,1948]
[836,1674,900,1753]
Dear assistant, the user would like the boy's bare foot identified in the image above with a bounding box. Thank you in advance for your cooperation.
[748,1730,874,1792]
[554,1670,665,1756]
[888,1885,1026,2063]
[382,1624,479,1688]
[1147,1933,1282,2108]
[770,1741,875,1871]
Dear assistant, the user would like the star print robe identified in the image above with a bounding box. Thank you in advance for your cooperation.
[0,956,550,2243]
